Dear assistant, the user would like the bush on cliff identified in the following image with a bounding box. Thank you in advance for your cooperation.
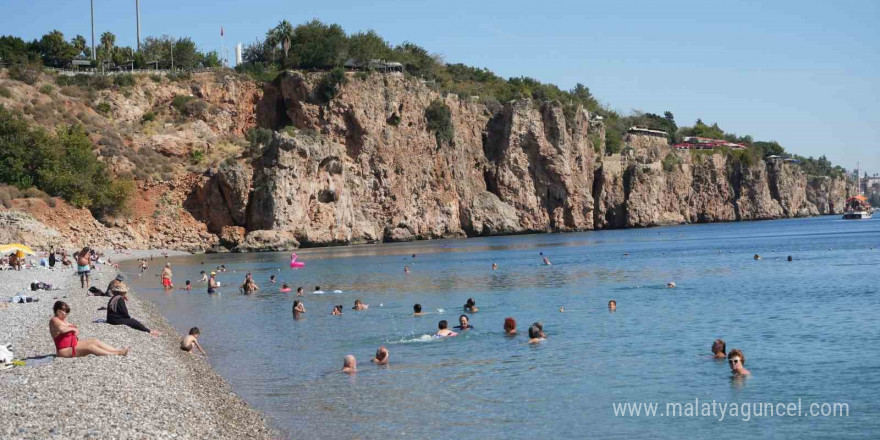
[315,67,348,103]
[0,105,133,216]
[662,153,682,172]
[425,99,454,145]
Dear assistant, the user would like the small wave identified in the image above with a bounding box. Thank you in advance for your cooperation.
[391,334,437,344]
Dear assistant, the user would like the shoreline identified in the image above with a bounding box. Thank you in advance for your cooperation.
[0,255,276,439]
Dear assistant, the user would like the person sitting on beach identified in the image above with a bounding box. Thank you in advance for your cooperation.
[207,272,219,294]
[313,286,324,294]
[527,324,545,344]
[435,320,458,338]
[342,355,357,373]
[352,299,369,311]
[371,346,389,365]
[181,327,206,355]
[331,305,343,316]
[199,271,208,282]
[296,286,304,297]
[61,251,72,267]
[102,274,126,297]
[50,301,128,357]
[454,315,473,331]
[464,298,478,313]
[712,339,727,359]
[161,263,173,290]
[75,247,92,289]
[107,285,161,336]
[293,300,305,319]
[727,349,750,376]
[503,317,517,335]
[413,304,425,317]
[608,300,617,312]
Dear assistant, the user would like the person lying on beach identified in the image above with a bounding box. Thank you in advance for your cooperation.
[728,349,751,376]
[342,355,357,373]
[435,320,458,338]
[454,315,473,331]
[50,301,129,357]
[292,300,305,318]
[107,285,161,336]
[712,339,727,359]
[331,305,343,316]
[352,299,369,311]
[413,304,425,317]
[371,346,389,365]
[504,317,517,335]
[181,327,206,355]
[464,298,478,313]
[527,324,545,344]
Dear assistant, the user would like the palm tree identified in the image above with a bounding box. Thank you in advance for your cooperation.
[99,31,116,62]
[71,35,87,56]
[271,20,295,61]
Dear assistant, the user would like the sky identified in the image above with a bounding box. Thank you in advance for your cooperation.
[2,0,878,174]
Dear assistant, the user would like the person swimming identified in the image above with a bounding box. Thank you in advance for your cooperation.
[464,298,478,312]
[270,274,277,283]
[727,349,750,376]
[281,283,291,293]
[787,255,793,262]
[454,314,473,330]
[292,300,305,318]
[753,254,761,260]
[532,321,546,339]
[608,300,617,312]
[353,299,369,311]
[313,286,325,294]
[435,320,458,338]
[296,286,304,296]
[667,281,676,288]
[331,305,343,316]
[527,324,545,344]
[413,303,425,317]
[503,317,516,335]
[184,280,191,291]
[371,346,389,365]
[711,339,726,359]
[492,262,498,270]
[404,265,411,273]
[342,355,357,373]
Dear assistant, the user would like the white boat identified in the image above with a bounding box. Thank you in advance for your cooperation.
[842,210,872,220]
[842,196,872,220]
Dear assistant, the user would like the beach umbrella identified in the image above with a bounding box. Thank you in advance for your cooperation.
[0,243,36,255]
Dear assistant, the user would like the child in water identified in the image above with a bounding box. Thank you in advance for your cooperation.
[184,280,191,291]
[181,327,206,355]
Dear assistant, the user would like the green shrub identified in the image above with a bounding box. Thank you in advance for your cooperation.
[141,111,156,123]
[424,99,454,145]
[150,74,163,83]
[171,94,195,113]
[8,62,42,85]
[39,84,54,95]
[167,71,191,82]
[354,71,370,81]
[0,86,11,99]
[234,63,280,83]
[114,74,135,87]
[95,102,111,115]
[189,149,205,165]
[315,67,348,103]
[246,127,274,158]
[662,153,682,172]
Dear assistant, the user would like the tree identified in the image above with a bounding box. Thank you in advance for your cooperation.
[202,50,221,68]
[288,20,348,69]
[392,42,440,79]
[269,20,295,62]
[98,31,116,64]
[37,30,76,67]
[0,35,30,64]
[170,37,200,69]
[348,30,392,66]
[71,35,87,56]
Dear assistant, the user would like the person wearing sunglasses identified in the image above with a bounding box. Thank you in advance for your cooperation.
[50,301,129,358]
[727,349,750,376]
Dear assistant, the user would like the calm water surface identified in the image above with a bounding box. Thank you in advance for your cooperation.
[123,216,880,439]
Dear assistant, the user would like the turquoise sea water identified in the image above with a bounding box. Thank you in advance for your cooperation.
[123,216,880,439]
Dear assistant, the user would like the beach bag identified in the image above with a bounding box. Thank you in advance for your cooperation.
[88,286,104,296]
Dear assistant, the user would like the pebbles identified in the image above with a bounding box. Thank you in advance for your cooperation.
[0,252,277,439]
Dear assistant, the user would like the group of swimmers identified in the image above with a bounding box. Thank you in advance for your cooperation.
[712,339,751,376]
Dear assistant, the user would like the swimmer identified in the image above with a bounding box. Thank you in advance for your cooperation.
[331,305,343,316]
[527,324,545,344]
[292,300,305,318]
[342,355,357,374]
[371,346,389,365]
[435,320,458,337]
[608,300,617,312]
[532,321,546,339]
[281,283,291,293]
[404,265,411,273]
[542,256,552,266]
[199,271,207,283]
[454,314,473,330]
[413,304,425,317]
[667,281,676,288]
[492,262,498,270]
[753,254,761,260]
[464,298,478,313]
[296,286,304,296]
[180,327,206,355]
[503,317,516,335]
[270,274,277,283]
[313,286,325,294]
[787,255,793,262]
[727,349,750,376]
[353,299,369,311]
[559,307,564,313]
[711,339,726,359]
[184,280,191,291]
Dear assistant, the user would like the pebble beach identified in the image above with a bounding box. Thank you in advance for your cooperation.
[0,250,276,440]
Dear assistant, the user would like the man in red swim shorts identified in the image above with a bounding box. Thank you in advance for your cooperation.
[161,263,173,289]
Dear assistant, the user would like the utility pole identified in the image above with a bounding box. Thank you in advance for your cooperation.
[135,0,141,52]
[90,0,96,61]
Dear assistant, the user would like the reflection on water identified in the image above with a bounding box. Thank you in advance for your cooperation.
[124,216,880,439]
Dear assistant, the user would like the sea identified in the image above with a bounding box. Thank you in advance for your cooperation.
[122,215,880,439]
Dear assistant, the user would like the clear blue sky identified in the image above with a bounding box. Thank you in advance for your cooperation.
[2,0,878,174]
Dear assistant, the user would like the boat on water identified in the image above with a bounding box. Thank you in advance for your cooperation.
[842,195,872,220]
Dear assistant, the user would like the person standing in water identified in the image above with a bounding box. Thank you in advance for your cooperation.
[608,300,617,312]
[541,252,552,266]
[413,304,425,317]
[503,317,517,335]
[527,324,545,344]
[727,349,750,376]
[207,272,219,294]
[292,300,305,319]
[199,271,208,282]
[161,263,173,290]
[342,355,357,373]
[371,346,389,365]
[711,339,727,359]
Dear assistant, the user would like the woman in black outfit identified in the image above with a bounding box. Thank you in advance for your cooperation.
[107,285,161,335]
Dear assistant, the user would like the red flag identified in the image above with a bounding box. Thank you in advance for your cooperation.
[220,26,224,37]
